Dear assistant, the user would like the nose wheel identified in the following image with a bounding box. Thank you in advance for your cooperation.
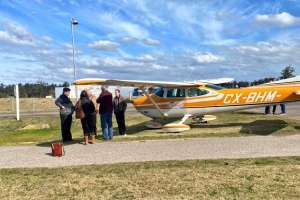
[162,114,192,133]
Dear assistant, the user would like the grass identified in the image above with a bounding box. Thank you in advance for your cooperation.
[0,157,300,199]
[0,111,300,146]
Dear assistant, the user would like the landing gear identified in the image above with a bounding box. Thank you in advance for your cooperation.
[192,115,217,124]
[162,114,192,133]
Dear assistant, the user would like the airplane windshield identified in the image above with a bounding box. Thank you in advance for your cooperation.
[187,88,209,97]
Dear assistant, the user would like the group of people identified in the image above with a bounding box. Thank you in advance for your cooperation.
[265,103,286,115]
[55,86,127,144]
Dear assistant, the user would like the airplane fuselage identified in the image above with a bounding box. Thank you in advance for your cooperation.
[132,84,300,119]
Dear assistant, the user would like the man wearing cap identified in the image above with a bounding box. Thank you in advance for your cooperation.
[55,87,75,142]
[96,86,113,140]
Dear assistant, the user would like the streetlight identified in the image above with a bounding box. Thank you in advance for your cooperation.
[71,18,79,99]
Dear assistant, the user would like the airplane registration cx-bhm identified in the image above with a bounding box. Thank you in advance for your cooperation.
[74,76,300,132]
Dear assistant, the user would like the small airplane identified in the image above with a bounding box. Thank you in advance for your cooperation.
[74,76,300,132]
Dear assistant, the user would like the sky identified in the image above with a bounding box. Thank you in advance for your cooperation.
[0,0,300,84]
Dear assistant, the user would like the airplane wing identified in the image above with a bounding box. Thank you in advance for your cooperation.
[197,78,234,85]
[74,78,204,88]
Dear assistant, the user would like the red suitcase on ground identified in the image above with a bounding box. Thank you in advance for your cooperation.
[51,143,65,157]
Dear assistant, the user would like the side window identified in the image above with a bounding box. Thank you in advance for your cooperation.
[187,88,209,97]
[166,88,186,98]
[167,89,177,98]
[176,88,186,97]
[154,87,164,97]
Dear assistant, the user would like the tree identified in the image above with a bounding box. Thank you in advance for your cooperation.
[280,66,295,79]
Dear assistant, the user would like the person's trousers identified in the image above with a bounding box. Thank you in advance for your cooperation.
[280,104,286,113]
[100,113,113,140]
[272,104,286,114]
[115,112,126,135]
[60,114,73,142]
[81,114,96,136]
[265,106,270,114]
[272,105,277,114]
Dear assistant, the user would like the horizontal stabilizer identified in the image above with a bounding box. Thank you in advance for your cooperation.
[266,75,300,85]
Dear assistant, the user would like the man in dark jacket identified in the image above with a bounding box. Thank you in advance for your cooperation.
[55,87,74,142]
[113,89,127,135]
[96,86,113,140]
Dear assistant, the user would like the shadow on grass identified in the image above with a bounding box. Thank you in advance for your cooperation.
[237,111,266,115]
[191,119,288,136]
[240,120,288,135]
[36,119,288,147]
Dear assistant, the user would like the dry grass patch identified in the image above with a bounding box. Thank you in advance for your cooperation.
[0,157,300,199]
[0,98,58,113]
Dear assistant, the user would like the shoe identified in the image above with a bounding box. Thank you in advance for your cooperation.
[280,113,287,115]
[83,136,88,145]
[91,135,96,144]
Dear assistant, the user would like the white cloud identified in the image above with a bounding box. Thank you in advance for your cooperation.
[59,67,73,74]
[0,22,35,46]
[88,40,120,51]
[121,36,138,43]
[63,43,73,49]
[151,64,168,70]
[143,38,160,46]
[97,13,149,39]
[4,23,33,40]
[236,42,292,54]
[255,12,300,27]
[137,54,156,61]
[42,36,53,43]
[192,52,225,64]
[80,68,105,75]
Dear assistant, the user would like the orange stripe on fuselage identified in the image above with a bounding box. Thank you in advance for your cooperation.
[133,84,300,110]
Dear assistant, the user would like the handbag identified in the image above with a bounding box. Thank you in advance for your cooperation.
[75,100,85,119]
[51,143,65,157]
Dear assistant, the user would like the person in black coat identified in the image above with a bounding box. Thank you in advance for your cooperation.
[77,90,97,145]
[113,89,127,135]
[55,87,74,142]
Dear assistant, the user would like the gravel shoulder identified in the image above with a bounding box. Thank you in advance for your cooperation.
[1,134,300,169]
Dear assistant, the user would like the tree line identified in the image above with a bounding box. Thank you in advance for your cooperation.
[220,66,295,88]
[0,82,69,98]
[0,66,296,98]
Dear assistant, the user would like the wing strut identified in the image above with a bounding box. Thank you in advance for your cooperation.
[143,88,168,118]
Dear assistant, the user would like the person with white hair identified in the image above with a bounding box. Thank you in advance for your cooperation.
[96,86,113,140]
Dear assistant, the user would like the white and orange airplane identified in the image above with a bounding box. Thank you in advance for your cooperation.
[74,76,300,132]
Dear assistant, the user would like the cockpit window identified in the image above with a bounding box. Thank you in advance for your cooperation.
[154,87,164,97]
[132,88,143,96]
[187,88,209,97]
[167,88,185,98]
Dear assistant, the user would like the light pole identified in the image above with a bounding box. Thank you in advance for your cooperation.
[71,18,79,99]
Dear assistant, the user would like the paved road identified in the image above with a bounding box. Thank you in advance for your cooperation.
[1,134,300,169]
